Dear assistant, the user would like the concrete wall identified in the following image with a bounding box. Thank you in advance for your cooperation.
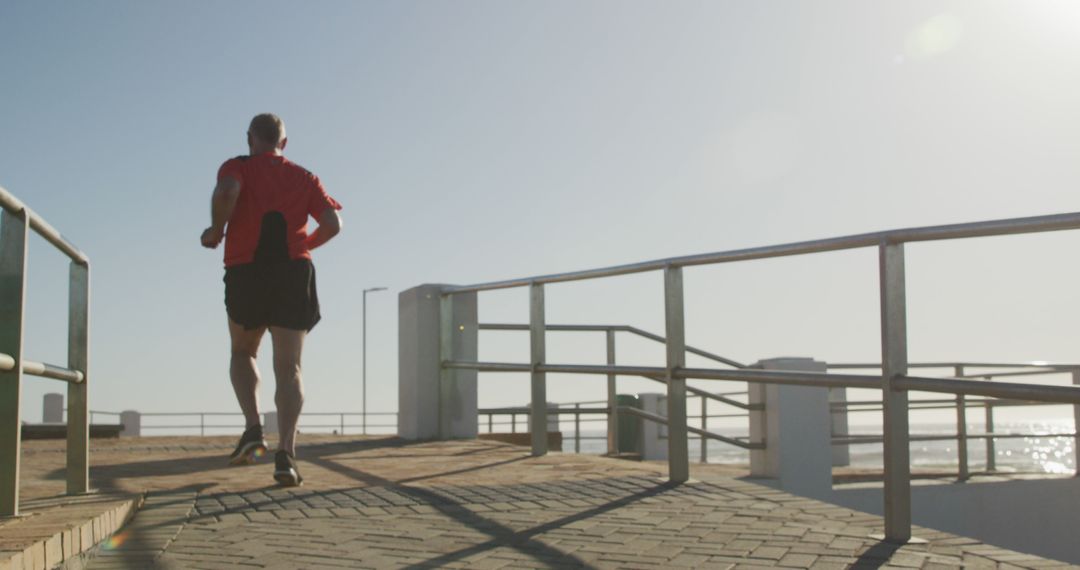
[829,478,1080,564]
[398,285,477,440]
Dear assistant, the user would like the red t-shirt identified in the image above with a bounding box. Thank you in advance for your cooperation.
[217,153,342,267]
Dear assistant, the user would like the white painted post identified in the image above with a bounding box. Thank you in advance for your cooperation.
[120,411,141,437]
[0,208,28,516]
[43,393,64,424]
[639,393,668,461]
[546,402,560,432]
[880,242,912,543]
[748,358,832,499]
[398,285,478,440]
[264,411,279,435]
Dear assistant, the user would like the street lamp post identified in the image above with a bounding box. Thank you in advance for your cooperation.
[362,287,387,435]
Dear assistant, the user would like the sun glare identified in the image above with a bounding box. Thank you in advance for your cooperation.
[904,12,965,61]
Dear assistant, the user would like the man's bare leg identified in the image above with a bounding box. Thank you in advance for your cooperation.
[270,326,305,456]
[229,319,266,429]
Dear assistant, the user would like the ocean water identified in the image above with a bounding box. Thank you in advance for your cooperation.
[562,420,1076,474]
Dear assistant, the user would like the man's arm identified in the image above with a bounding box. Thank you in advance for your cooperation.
[200,176,241,249]
[304,208,342,251]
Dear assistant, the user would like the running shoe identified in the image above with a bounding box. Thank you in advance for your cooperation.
[228,424,268,466]
[274,450,304,487]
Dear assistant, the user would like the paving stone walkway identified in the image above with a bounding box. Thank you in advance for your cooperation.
[14,436,1077,569]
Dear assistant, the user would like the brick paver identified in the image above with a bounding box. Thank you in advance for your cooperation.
[10,436,1077,569]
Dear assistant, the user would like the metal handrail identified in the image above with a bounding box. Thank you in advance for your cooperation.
[834,432,1077,445]
[468,325,1079,473]
[1,185,90,518]
[437,209,1080,543]
[85,409,400,436]
[0,186,88,265]
[450,359,1080,404]
[0,354,84,383]
[479,323,746,369]
[619,406,761,450]
[445,212,1080,293]
[829,361,1080,370]
[477,396,1077,465]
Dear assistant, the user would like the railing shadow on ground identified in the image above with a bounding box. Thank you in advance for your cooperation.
[300,451,677,569]
[58,437,682,569]
[850,540,902,569]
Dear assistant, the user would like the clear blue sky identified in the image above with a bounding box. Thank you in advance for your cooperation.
[3,1,1079,429]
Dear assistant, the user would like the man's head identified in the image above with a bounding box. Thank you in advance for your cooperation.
[247,113,287,154]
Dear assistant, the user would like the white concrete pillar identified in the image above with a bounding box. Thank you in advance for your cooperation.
[829,387,851,467]
[749,357,832,499]
[639,393,668,461]
[398,284,478,440]
[264,411,278,435]
[546,402,560,433]
[524,403,561,451]
[42,393,63,424]
[119,410,140,437]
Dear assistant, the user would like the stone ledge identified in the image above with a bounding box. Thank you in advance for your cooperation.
[0,494,141,570]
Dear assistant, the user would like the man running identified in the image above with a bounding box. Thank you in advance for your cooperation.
[200,113,342,486]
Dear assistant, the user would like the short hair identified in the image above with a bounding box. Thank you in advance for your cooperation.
[248,113,286,145]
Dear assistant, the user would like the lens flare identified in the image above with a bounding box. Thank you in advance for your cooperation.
[903,13,964,61]
[102,531,129,550]
[254,447,265,458]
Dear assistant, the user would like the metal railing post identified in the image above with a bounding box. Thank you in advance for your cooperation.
[67,256,90,496]
[700,396,708,463]
[1074,370,1080,476]
[488,413,493,433]
[664,266,689,483]
[879,242,912,542]
[0,208,28,516]
[438,295,453,439]
[511,413,516,433]
[529,283,548,456]
[954,365,968,481]
[340,413,345,435]
[956,394,968,480]
[984,387,996,472]
[200,413,205,437]
[574,403,581,453]
[606,329,619,455]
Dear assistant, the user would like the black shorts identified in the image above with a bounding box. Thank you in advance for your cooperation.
[224,259,321,331]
